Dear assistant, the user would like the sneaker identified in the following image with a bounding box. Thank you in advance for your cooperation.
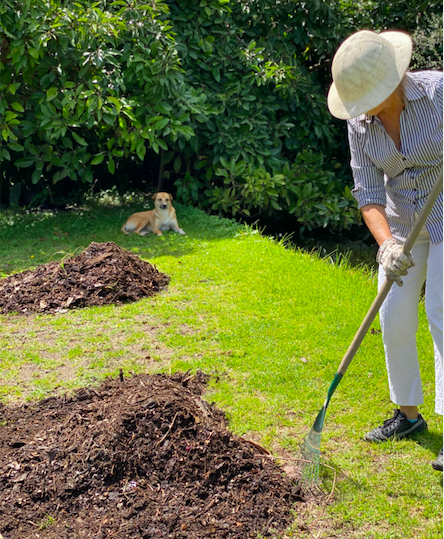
[432,448,443,472]
[364,409,427,442]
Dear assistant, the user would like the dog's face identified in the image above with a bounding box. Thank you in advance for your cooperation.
[153,192,173,211]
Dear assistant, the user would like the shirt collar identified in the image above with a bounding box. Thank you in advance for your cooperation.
[403,72,428,101]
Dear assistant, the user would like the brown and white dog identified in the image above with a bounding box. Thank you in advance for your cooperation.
[121,192,185,236]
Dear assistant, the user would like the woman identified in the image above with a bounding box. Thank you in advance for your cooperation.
[327,30,443,471]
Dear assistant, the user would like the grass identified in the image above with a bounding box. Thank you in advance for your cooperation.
[0,192,442,538]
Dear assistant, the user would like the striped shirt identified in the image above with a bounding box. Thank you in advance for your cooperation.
[347,71,443,244]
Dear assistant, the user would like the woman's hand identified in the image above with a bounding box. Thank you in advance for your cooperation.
[376,237,415,286]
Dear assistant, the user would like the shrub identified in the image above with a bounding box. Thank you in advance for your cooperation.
[411,13,443,71]
[202,150,360,233]
[1,1,435,235]
[167,0,354,231]
[0,0,212,205]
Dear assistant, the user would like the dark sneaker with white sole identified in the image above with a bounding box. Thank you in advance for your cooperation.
[364,409,427,442]
[432,449,443,472]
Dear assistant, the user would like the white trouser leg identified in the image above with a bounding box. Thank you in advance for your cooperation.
[378,227,443,414]
[425,238,443,414]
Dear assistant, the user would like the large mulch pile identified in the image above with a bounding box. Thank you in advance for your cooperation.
[0,242,170,315]
[0,372,303,539]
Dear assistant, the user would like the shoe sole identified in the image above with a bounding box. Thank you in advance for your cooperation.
[432,462,443,472]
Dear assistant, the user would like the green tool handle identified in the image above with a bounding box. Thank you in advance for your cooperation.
[336,174,443,377]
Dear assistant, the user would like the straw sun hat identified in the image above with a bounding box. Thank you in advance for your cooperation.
[328,30,412,120]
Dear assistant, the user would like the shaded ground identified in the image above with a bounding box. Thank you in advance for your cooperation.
[0,372,303,539]
[0,242,170,314]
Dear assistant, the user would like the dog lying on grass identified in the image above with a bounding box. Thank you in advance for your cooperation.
[121,192,186,237]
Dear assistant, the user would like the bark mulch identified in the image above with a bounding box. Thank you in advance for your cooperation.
[0,242,170,315]
[0,372,303,539]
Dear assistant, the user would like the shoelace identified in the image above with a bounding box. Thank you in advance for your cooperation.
[381,409,403,429]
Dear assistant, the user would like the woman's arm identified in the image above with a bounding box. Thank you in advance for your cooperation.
[362,203,414,286]
[361,204,393,246]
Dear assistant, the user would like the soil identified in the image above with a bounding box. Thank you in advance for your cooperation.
[0,242,170,315]
[0,372,303,539]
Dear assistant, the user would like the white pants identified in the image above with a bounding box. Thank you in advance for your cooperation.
[378,227,443,414]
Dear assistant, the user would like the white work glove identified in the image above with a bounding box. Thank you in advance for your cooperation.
[376,237,415,286]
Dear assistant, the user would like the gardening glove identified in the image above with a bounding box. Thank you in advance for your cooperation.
[376,237,415,287]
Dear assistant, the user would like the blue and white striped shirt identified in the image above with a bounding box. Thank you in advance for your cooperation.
[347,71,443,244]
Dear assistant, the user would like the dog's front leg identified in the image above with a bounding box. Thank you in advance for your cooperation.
[171,222,186,235]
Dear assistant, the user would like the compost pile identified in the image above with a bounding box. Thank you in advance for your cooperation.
[0,242,170,315]
[0,372,302,539]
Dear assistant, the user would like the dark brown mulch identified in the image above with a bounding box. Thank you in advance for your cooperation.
[0,242,170,315]
[0,372,303,539]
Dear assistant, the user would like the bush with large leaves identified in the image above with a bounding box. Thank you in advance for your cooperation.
[0,0,213,205]
[1,0,359,233]
[2,1,438,234]
[163,0,359,230]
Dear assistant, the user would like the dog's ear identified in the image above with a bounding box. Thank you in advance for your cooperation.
[152,193,157,200]
[169,193,173,201]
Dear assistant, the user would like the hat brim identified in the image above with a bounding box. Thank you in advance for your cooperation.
[328,31,412,120]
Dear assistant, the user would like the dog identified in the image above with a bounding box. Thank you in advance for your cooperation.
[121,192,185,237]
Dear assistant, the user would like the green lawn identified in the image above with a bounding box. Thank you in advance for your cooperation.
[0,194,442,538]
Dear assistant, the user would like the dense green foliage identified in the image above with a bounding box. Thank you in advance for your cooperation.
[342,0,442,34]
[0,1,211,201]
[166,0,359,229]
[0,0,441,233]
[411,13,443,71]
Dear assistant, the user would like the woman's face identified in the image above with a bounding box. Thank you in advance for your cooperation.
[365,86,404,116]
[365,95,392,116]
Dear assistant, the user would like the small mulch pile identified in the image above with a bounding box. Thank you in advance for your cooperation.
[0,372,303,539]
[0,242,170,315]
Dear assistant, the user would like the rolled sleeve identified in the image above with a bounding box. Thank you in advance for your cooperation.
[347,121,386,209]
